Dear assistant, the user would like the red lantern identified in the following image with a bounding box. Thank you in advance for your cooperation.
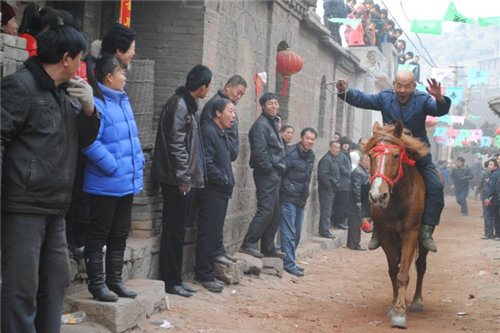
[496,127,500,135]
[276,48,303,96]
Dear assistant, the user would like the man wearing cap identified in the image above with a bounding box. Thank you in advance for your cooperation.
[1,1,18,35]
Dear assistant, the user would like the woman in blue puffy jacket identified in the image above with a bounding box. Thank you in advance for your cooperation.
[82,55,144,302]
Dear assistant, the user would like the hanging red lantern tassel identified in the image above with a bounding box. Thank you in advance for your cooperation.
[276,48,303,96]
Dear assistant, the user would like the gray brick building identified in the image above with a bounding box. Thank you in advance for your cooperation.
[2,0,397,283]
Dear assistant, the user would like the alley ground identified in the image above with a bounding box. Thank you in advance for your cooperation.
[68,196,500,332]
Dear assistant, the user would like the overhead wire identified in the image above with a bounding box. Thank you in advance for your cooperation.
[380,0,437,68]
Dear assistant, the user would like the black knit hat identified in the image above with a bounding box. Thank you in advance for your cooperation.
[1,1,16,26]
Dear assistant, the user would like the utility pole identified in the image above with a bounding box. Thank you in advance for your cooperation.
[447,65,464,162]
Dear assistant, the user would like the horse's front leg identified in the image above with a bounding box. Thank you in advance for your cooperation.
[409,242,429,312]
[382,245,399,318]
[391,232,419,329]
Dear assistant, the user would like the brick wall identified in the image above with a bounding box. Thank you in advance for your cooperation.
[0,34,28,78]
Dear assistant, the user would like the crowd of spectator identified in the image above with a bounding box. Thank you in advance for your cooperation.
[322,0,421,82]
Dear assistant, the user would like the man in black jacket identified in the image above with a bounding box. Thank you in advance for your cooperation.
[451,157,474,216]
[151,64,212,298]
[317,141,342,239]
[200,75,247,266]
[195,99,236,292]
[240,92,286,258]
[1,25,100,333]
[347,154,370,251]
[279,128,317,277]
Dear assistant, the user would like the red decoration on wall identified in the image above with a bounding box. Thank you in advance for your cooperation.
[276,48,303,96]
[120,0,132,27]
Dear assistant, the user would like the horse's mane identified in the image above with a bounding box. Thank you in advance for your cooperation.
[361,123,429,161]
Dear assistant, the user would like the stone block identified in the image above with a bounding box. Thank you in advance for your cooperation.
[130,228,159,238]
[261,257,284,278]
[3,58,18,76]
[0,33,27,49]
[65,279,166,333]
[0,50,4,63]
[214,261,242,285]
[131,220,153,230]
[4,46,29,61]
[232,252,262,275]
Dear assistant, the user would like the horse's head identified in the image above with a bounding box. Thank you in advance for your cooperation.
[363,120,429,209]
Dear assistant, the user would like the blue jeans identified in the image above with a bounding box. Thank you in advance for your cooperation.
[455,186,469,215]
[279,202,305,271]
[418,161,445,225]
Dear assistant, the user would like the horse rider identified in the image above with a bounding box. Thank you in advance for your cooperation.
[335,70,452,252]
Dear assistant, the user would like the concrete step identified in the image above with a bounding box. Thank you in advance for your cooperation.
[64,279,166,333]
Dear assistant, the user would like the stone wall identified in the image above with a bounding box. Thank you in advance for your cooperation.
[0,33,28,77]
[17,0,396,284]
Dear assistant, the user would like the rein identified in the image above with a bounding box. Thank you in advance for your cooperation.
[369,142,416,191]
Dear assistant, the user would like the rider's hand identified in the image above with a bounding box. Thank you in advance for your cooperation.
[336,79,348,94]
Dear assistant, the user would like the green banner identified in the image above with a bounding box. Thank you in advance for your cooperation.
[478,16,500,27]
[327,18,361,29]
[411,20,442,35]
[398,64,417,72]
[443,2,474,23]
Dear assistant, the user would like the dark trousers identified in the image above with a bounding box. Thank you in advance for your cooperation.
[1,212,71,333]
[332,190,349,227]
[347,195,362,249]
[242,169,282,254]
[195,190,229,281]
[455,186,469,215]
[85,194,133,254]
[318,186,335,236]
[325,19,341,44]
[159,183,194,288]
[418,162,445,225]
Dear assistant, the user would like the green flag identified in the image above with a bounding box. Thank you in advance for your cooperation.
[327,18,361,29]
[443,2,474,23]
[398,64,417,72]
[478,17,500,27]
[411,20,442,35]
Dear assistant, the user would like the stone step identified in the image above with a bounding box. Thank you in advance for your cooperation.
[64,279,166,333]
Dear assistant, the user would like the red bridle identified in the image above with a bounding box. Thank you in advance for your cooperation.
[369,142,416,189]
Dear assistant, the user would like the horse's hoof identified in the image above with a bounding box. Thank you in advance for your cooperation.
[409,301,424,312]
[391,315,407,329]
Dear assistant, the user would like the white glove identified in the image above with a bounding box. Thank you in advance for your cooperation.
[67,77,94,115]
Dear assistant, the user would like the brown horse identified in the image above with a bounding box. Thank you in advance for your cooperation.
[363,120,430,329]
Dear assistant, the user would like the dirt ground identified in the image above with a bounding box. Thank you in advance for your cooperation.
[142,196,500,332]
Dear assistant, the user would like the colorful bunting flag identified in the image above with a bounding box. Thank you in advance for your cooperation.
[445,87,463,105]
[398,64,417,72]
[431,68,452,82]
[411,20,442,35]
[481,137,491,148]
[443,2,474,24]
[434,127,447,138]
[467,70,489,87]
[328,18,361,29]
[468,115,482,119]
[478,17,500,27]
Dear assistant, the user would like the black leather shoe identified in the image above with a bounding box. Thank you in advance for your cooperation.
[239,247,264,258]
[285,268,304,277]
[198,280,224,292]
[166,285,193,298]
[181,282,197,293]
[320,233,335,239]
[215,255,234,266]
[263,250,286,258]
[296,266,305,272]
[337,224,348,230]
